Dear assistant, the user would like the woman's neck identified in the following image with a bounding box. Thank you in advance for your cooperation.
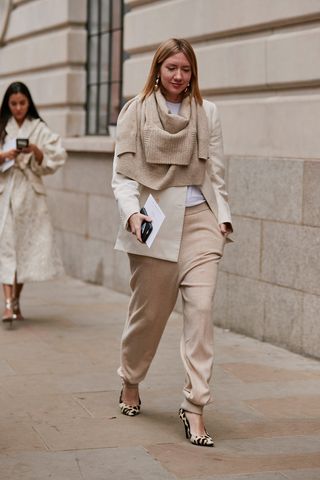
[161,89,183,103]
[164,96,182,103]
[15,118,25,127]
[166,98,182,104]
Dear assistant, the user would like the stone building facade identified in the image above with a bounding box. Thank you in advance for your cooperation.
[0,0,320,358]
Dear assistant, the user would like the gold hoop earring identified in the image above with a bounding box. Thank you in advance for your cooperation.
[184,82,190,94]
[154,75,160,90]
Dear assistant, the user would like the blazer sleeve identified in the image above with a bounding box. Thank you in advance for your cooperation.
[206,101,232,226]
[112,146,140,229]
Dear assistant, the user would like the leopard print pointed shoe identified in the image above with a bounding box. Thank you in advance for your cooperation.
[119,389,141,416]
[179,408,214,447]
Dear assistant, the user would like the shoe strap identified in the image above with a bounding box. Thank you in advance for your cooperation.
[5,298,13,309]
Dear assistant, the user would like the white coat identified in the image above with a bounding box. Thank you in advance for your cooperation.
[0,117,66,283]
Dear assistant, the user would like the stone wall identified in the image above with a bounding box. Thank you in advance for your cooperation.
[44,137,131,296]
[120,0,320,358]
[0,0,87,137]
[0,0,320,358]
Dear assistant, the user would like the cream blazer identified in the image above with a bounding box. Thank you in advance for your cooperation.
[112,100,232,262]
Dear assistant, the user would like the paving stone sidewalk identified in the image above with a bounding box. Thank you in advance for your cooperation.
[0,276,320,480]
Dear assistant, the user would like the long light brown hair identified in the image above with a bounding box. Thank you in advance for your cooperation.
[140,38,203,105]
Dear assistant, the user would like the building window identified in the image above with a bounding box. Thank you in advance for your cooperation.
[86,0,123,135]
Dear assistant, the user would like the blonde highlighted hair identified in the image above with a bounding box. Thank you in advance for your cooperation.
[140,38,203,105]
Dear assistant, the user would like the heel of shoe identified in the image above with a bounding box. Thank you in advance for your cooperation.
[179,408,191,439]
[12,298,24,321]
[2,299,16,328]
[2,317,15,329]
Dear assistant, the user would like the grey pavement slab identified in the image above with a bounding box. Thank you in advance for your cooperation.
[0,276,320,480]
[0,447,176,480]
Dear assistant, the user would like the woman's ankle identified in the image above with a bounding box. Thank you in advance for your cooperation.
[185,411,206,436]
[123,381,139,389]
[122,383,139,403]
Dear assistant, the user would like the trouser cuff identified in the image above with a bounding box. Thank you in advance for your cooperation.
[117,366,139,387]
[181,399,203,415]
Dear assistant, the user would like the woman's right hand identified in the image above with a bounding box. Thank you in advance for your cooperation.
[128,212,152,243]
[0,148,19,163]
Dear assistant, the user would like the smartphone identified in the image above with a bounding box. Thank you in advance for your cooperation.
[16,138,29,149]
[140,207,153,243]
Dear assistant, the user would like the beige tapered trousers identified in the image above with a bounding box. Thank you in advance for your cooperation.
[118,203,225,414]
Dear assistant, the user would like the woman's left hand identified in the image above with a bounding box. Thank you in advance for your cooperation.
[219,222,233,238]
[20,143,44,164]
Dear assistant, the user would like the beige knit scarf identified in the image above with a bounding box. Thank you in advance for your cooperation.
[116,89,209,190]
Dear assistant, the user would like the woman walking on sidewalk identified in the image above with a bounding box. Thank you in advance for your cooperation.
[0,82,66,327]
[112,38,232,447]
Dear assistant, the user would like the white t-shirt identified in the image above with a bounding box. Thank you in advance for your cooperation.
[166,100,206,207]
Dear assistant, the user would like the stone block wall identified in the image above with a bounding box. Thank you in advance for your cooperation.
[1,0,320,358]
[0,0,87,136]
[43,137,131,295]
[121,0,320,358]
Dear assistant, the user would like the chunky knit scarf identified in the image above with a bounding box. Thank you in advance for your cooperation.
[116,89,209,190]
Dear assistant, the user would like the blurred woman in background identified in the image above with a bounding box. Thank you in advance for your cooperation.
[0,82,66,327]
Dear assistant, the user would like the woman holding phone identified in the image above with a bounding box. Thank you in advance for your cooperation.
[112,39,232,447]
[0,82,66,326]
